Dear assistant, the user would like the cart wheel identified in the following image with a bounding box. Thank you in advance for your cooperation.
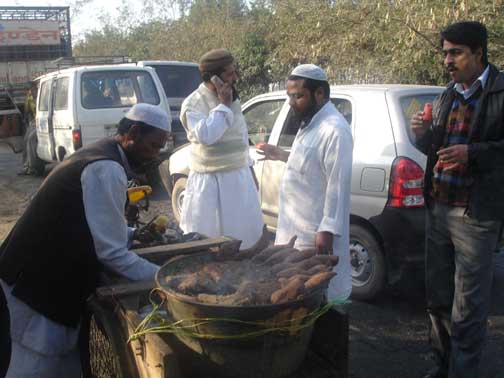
[81,306,139,378]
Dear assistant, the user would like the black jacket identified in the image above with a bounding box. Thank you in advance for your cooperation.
[0,138,127,327]
[416,64,504,220]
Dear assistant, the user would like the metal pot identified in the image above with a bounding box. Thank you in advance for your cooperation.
[155,252,324,378]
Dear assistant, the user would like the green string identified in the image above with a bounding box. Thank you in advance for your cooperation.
[128,293,348,343]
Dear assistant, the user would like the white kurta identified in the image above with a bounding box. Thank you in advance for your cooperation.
[180,101,263,249]
[275,101,353,300]
[2,157,159,378]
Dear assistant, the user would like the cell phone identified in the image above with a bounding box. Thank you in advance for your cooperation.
[210,75,224,89]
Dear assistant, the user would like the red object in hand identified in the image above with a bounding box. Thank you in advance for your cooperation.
[255,142,266,150]
[423,103,433,122]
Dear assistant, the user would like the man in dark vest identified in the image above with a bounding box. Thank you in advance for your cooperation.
[0,103,170,377]
[411,22,504,378]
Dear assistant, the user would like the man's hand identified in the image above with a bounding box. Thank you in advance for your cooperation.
[217,82,233,107]
[255,143,289,162]
[315,231,333,255]
[410,111,430,139]
[437,144,468,170]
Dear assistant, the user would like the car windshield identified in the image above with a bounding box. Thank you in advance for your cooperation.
[399,93,440,148]
[149,65,201,99]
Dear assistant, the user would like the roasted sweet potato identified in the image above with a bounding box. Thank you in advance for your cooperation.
[233,225,271,260]
[262,247,298,266]
[251,235,297,263]
[278,274,311,287]
[271,276,306,304]
[304,271,337,291]
[306,264,332,276]
[293,255,339,271]
[276,266,305,278]
[283,248,316,264]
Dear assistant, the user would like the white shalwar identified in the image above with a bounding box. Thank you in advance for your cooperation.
[275,101,353,300]
[1,156,159,378]
[180,90,263,249]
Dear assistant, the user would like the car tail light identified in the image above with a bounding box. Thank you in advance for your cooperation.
[72,130,82,150]
[387,157,424,208]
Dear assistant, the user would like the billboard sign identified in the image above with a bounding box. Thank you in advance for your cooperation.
[0,20,61,46]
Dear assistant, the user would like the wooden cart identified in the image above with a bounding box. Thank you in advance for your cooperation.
[81,238,349,378]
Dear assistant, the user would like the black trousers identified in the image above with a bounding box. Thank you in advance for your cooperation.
[0,285,10,378]
[425,201,502,378]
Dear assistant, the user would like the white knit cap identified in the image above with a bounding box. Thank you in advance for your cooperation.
[291,64,327,82]
[125,103,171,132]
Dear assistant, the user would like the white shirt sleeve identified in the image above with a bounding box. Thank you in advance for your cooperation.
[317,128,353,237]
[81,160,159,281]
[186,104,234,145]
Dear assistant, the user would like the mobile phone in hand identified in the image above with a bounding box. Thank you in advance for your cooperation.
[211,75,225,89]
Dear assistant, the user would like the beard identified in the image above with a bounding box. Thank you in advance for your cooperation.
[123,144,154,174]
[232,84,239,102]
[292,95,320,125]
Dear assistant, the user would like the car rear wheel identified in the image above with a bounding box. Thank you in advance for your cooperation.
[171,177,187,223]
[349,224,386,300]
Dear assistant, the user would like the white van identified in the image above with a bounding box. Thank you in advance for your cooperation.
[35,65,171,166]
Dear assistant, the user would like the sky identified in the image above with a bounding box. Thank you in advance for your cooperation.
[1,0,152,41]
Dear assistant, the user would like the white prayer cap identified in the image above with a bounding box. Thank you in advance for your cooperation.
[290,64,327,82]
[125,103,171,132]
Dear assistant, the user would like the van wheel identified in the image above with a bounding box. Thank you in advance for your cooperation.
[349,224,386,300]
[171,177,187,223]
[28,151,45,176]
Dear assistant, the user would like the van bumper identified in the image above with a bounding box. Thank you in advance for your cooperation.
[369,207,426,285]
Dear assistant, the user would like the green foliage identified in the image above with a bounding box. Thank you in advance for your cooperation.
[74,0,504,100]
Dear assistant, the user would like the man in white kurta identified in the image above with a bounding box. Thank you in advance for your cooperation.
[257,64,353,300]
[179,49,263,249]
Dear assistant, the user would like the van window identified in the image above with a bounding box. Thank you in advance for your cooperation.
[244,99,284,145]
[81,71,160,109]
[38,81,50,111]
[54,78,69,110]
[278,98,352,148]
[149,65,201,98]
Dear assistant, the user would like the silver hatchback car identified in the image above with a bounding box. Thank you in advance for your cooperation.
[164,84,444,299]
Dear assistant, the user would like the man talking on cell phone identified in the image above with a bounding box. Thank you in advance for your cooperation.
[178,48,264,250]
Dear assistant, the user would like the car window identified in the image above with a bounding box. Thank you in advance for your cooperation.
[38,81,50,112]
[81,71,160,109]
[53,77,69,110]
[149,65,201,99]
[399,93,440,146]
[278,108,299,148]
[331,98,352,124]
[244,99,284,145]
[278,98,353,148]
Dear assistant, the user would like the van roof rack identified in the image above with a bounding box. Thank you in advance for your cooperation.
[51,56,131,70]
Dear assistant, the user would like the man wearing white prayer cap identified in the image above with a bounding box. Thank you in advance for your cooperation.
[257,64,354,300]
[0,103,169,377]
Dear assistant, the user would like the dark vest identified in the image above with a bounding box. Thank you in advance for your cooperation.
[0,137,127,327]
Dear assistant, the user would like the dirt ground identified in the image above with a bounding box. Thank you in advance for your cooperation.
[0,143,43,241]
[0,143,503,378]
